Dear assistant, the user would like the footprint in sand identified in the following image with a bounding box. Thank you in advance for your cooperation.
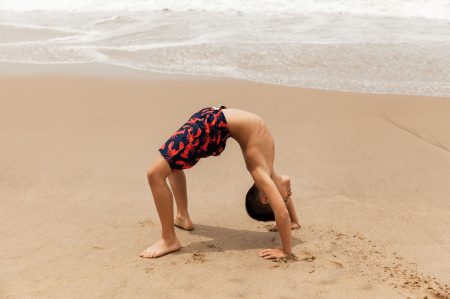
[206,243,224,252]
[324,259,344,269]
[185,252,207,264]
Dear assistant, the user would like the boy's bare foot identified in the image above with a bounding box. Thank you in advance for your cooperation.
[291,222,301,230]
[174,215,194,231]
[282,176,292,199]
[139,238,181,258]
[274,175,292,200]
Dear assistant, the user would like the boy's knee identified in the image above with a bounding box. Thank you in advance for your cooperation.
[147,156,171,184]
[147,167,161,183]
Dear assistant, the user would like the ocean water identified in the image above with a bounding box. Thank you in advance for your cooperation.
[1,1,450,96]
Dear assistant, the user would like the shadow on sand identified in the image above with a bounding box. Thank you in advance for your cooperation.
[173,223,304,255]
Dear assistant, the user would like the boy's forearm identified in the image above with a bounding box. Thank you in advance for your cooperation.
[275,211,292,254]
[262,180,292,254]
[250,168,293,254]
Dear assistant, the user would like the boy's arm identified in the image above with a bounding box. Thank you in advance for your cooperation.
[250,167,292,258]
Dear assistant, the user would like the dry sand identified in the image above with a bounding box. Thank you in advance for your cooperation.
[1,74,449,298]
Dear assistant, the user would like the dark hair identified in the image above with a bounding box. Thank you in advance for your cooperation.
[245,184,275,222]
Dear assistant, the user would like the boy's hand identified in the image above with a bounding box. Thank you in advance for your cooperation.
[259,248,288,259]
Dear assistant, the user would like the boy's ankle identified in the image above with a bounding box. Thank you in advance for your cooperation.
[161,233,178,243]
[176,213,190,220]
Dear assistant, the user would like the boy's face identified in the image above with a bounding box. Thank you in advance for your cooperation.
[259,185,290,206]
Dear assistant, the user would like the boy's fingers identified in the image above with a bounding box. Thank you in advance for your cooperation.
[260,250,278,258]
[259,250,275,256]
[259,251,272,257]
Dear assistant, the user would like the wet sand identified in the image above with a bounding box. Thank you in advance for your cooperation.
[1,74,449,298]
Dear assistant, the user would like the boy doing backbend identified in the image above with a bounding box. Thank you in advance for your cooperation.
[140,106,300,259]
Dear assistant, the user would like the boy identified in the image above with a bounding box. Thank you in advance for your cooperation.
[140,106,300,259]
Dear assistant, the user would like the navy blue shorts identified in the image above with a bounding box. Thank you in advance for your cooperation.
[159,106,231,171]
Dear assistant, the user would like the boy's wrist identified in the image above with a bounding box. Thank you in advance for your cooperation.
[282,247,292,255]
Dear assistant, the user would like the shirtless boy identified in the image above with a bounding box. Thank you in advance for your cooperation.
[140,106,300,259]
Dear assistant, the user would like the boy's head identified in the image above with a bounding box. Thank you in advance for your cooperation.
[245,184,275,221]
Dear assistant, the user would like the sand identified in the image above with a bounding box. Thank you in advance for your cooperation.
[1,73,449,298]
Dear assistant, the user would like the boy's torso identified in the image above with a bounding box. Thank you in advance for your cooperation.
[222,108,275,174]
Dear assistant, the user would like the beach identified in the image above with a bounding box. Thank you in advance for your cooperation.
[1,69,449,298]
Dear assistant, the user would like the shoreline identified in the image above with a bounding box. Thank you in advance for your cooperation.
[2,61,450,99]
[0,62,211,81]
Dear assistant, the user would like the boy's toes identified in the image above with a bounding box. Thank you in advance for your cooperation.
[139,249,151,258]
[140,246,158,258]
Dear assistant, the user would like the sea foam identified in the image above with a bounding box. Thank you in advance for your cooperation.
[0,1,449,96]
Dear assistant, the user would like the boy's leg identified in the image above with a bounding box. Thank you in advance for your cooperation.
[140,156,181,258]
[168,170,194,230]
[285,195,300,229]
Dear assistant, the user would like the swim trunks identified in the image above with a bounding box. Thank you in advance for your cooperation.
[159,105,231,171]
